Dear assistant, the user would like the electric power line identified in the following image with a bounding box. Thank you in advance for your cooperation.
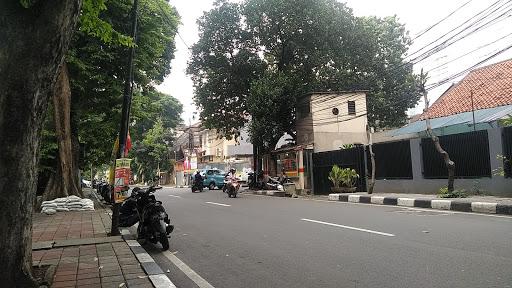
[412,0,473,41]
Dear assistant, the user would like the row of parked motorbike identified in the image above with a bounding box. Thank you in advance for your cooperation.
[95,180,173,251]
[247,171,293,191]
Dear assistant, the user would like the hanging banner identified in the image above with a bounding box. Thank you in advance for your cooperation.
[114,158,132,203]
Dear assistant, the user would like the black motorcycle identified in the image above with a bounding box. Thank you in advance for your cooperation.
[97,181,113,204]
[248,171,265,190]
[119,185,173,250]
[191,178,204,193]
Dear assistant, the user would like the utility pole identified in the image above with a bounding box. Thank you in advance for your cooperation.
[111,0,138,236]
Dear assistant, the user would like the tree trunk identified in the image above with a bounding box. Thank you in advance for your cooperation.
[42,64,83,202]
[422,84,455,192]
[0,1,81,287]
[366,127,376,194]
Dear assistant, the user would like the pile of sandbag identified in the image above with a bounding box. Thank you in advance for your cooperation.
[41,195,95,215]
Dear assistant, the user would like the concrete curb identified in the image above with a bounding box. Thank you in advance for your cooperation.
[121,229,177,288]
[328,194,512,215]
[252,190,286,197]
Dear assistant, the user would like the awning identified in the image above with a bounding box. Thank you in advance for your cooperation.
[389,105,512,136]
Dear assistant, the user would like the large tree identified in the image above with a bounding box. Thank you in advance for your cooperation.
[38,0,181,194]
[0,0,81,286]
[189,0,422,150]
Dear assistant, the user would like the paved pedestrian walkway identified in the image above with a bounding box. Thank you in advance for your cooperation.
[32,200,153,287]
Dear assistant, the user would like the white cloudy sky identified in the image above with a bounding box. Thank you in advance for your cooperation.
[157,0,512,122]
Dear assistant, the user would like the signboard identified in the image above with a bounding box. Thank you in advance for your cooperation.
[190,156,198,170]
[114,158,132,203]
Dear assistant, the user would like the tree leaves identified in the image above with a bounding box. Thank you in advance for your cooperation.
[189,0,422,149]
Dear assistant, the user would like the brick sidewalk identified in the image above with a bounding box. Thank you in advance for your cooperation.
[32,207,153,288]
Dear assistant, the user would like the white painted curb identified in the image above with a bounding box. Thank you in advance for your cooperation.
[397,198,415,207]
[370,196,384,205]
[348,195,360,203]
[328,194,340,201]
[471,202,497,214]
[150,274,177,288]
[431,200,451,210]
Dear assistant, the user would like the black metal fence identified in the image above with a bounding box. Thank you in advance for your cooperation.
[502,126,512,178]
[421,130,491,178]
[367,140,413,180]
[312,146,367,194]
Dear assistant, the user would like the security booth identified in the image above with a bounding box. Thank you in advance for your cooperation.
[262,145,313,194]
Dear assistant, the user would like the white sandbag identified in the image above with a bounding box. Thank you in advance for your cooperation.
[41,203,58,208]
[41,201,56,206]
[43,208,57,215]
[55,207,69,212]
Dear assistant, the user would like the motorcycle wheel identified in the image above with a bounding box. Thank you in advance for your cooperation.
[160,233,169,251]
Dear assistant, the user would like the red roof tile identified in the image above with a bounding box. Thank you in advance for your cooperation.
[422,59,512,119]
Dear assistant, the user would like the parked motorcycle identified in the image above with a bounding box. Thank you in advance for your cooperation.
[265,177,285,191]
[225,178,240,198]
[248,171,265,190]
[119,185,174,250]
[97,181,112,204]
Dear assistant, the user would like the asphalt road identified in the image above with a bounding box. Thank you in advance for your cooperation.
[138,187,512,288]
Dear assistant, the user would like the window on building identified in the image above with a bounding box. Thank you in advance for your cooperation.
[348,101,356,115]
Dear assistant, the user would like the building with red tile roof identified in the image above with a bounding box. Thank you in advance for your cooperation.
[422,59,512,119]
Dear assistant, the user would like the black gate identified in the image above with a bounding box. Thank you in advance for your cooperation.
[367,140,413,180]
[421,130,491,178]
[312,146,367,194]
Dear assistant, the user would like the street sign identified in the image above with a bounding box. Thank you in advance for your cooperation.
[114,158,132,203]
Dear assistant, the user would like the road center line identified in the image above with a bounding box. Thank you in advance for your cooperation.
[163,251,215,288]
[205,201,231,207]
[167,195,182,198]
[301,218,395,237]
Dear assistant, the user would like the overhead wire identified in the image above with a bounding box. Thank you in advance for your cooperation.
[412,0,473,41]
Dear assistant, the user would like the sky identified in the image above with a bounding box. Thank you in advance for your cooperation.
[157,0,512,122]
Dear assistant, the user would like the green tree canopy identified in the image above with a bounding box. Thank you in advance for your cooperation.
[188,0,422,150]
[68,0,181,168]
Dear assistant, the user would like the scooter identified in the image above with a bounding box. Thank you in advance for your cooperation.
[119,185,174,250]
[191,178,204,193]
[225,178,240,198]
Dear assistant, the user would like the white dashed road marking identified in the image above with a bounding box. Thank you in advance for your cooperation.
[301,218,395,237]
[205,202,231,207]
[167,195,182,198]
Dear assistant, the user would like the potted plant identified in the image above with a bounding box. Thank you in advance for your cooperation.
[340,168,359,192]
[328,165,344,193]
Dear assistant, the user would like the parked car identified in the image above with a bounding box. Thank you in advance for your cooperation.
[201,169,226,190]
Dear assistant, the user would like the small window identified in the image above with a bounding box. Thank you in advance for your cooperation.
[207,170,214,175]
[348,101,356,115]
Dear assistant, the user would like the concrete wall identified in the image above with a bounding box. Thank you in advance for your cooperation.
[373,127,512,197]
[313,132,367,152]
[296,92,368,152]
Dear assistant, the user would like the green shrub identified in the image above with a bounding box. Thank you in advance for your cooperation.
[438,187,467,198]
